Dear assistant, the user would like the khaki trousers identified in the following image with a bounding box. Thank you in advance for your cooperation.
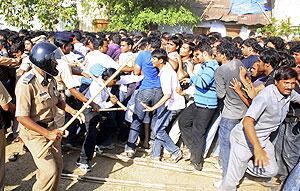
[0,129,5,191]
[19,125,63,191]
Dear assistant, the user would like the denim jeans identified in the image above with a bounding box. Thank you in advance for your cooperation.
[125,88,162,152]
[283,160,300,191]
[219,117,241,177]
[152,107,181,158]
[275,120,300,180]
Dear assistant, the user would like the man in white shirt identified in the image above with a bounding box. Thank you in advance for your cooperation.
[76,68,120,172]
[142,49,185,162]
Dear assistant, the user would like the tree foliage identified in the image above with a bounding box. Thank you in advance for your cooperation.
[0,0,78,30]
[85,0,199,31]
[257,18,300,39]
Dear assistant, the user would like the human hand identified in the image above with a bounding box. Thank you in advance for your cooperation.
[91,102,100,112]
[176,87,185,96]
[141,102,154,112]
[45,129,63,141]
[81,72,92,79]
[71,110,85,124]
[254,147,269,169]
[239,66,248,79]
[109,95,118,105]
[229,78,242,93]
[243,83,256,99]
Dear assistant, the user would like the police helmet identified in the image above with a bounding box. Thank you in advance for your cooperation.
[29,42,59,76]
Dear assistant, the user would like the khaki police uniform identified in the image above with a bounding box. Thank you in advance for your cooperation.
[15,68,63,191]
[0,81,12,191]
[54,55,80,127]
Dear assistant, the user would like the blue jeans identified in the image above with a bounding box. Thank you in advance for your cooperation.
[152,107,181,158]
[219,117,241,177]
[125,88,162,152]
[283,160,300,191]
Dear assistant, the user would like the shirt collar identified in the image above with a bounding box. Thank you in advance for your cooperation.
[32,68,45,84]
[272,84,287,101]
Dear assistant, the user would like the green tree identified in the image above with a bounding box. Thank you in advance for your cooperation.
[83,0,199,31]
[0,0,78,30]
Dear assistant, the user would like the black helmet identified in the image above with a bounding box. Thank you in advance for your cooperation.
[29,42,59,76]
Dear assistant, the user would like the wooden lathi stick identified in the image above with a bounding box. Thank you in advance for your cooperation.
[88,72,127,111]
[36,62,127,158]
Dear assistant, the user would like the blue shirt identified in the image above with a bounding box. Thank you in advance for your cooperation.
[190,59,219,109]
[136,50,161,90]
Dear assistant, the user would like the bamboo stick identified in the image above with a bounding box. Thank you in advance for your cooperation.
[37,62,127,158]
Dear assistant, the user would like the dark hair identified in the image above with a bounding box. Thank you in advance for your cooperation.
[274,66,298,81]
[152,48,168,63]
[161,32,171,40]
[169,35,182,50]
[109,33,121,45]
[121,37,134,47]
[268,36,285,50]
[102,68,121,81]
[148,36,161,49]
[259,48,280,68]
[93,37,108,49]
[217,41,235,60]
[195,43,213,56]
[243,38,263,53]
[277,51,296,68]
[9,42,25,56]
[183,42,195,58]
[232,36,243,47]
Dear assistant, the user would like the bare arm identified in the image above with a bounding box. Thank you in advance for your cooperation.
[142,94,171,112]
[242,116,269,168]
[17,116,62,141]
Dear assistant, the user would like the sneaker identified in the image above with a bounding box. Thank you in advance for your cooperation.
[171,151,183,163]
[98,144,115,150]
[94,145,103,154]
[122,150,135,158]
[76,161,91,173]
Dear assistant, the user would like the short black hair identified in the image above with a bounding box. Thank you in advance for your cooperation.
[274,66,298,81]
[121,37,134,47]
[152,48,168,64]
[217,41,235,60]
[243,38,263,53]
[102,68,121,81]
[195,43,213,56]
[268,36,285,50]
[148,36,161,49]
[259,48,280,68]
[169,35,182,50]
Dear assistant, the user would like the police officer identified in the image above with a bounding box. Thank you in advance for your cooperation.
[15,42,85,191]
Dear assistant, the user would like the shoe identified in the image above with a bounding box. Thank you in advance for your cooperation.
[98,144,115,150]
[122,150,135,158]
[8,152,19,162]
[171,151,183,163]
[76,161,91,173]
[191,162,203,171]
[94,145,103,154]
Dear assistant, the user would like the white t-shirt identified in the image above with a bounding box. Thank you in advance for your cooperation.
[119,52,136,68]
[84,50,119,71]
[159,63,185,110]
[85,78,114,109]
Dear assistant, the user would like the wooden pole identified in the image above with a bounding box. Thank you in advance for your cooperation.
[36,62,127,158]
[88,72,127,111]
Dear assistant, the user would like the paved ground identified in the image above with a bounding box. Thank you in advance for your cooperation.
[4,136,280,191]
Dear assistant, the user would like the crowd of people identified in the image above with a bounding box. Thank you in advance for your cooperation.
[0,28,299,191]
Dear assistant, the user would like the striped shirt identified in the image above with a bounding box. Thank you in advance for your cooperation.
[190,59,219,109]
